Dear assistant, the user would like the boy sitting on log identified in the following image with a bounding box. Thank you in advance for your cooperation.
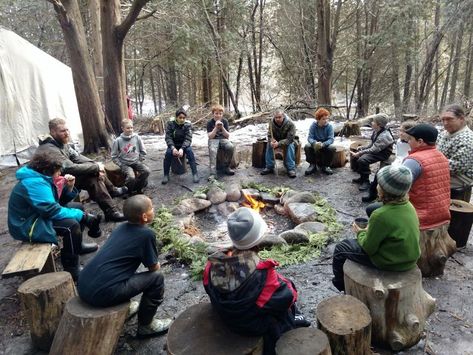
[332,165,420,292]
[203,207,310,355]
[78,195,172,338]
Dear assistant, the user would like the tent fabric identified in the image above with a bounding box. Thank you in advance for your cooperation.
[0,27,82,165]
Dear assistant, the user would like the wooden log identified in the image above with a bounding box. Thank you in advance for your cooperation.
[171,155,187,175]
[340,122,361,137]
[417,223,456,277]
[252,140,267,168]
[275,328,332,355]
[104,161,125,187]
[349,141,366,171]
[18,272,76,351]
[167,303,263,355]
[344,260,436,351]
[2,242,56,279]
[316,295,371,355]
[330,146,347,168]
[50,296,129,355]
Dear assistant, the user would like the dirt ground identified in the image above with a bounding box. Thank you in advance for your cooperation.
[1,122,473,355]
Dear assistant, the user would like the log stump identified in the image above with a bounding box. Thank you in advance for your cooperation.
[344,260,436,351]
[104,161,125,187]
[349,141,366,171]
[171,155,187,175]
[340,122,361,137]
[50,296,129,355]
[252,140,267,168]
[330,146,347,168]
[417,223,457,277]
[167,303,263,355]
[18,272,76,351]
[316,295,371,355]
[275,328,332,355]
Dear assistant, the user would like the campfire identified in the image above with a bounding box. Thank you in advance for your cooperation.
[241,192,265,213]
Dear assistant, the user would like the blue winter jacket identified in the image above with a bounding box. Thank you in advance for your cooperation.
[307,122,334,147]
[8,166,84,244]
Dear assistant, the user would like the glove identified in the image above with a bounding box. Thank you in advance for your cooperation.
[82,213,103,238]
[313,142,323,151]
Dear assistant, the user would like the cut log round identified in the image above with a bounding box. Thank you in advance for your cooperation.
[417,223,457,277]
[167,303,263,355]
[349,141,367,171]
[49,296,129,355]
[316,295,371,355]
[18,272,76,351]
[330,146,347,168]
[275,328,332,355]
[104,161,125,187]
[252,140,267,168]
[344,260,436,351]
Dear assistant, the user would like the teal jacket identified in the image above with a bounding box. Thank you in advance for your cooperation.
[8,166,84,244]
[357,201,420,271]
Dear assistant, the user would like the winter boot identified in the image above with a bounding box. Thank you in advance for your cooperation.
[362,181,378,202]
[61,254,81,281]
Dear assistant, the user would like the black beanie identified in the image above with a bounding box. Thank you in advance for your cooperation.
[175,108,187,117]
[405,123,438,143]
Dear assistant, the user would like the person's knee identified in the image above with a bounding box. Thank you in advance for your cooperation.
[141,165,150,177]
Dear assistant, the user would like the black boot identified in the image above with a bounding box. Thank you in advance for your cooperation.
[61,254,81,281]
[79,241,98,255]
[362,181,378,202]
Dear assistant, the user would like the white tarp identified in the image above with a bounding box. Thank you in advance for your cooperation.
[0,27,82,166]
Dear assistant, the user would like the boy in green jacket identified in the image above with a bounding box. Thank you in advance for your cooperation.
[332,165,420,292]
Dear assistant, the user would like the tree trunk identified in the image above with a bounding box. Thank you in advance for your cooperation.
[449,22,464,103]
[202,58,212,105]
[391,44,401,119]
[275,328,332,355]
[88,0,103,102]
[440,43,455,108]
[149,65,157,114]
[463,30,473,98]
[18,272,76,351]
[48,0,110,153]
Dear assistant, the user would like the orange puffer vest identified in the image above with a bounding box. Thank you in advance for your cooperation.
[406,146,450,230]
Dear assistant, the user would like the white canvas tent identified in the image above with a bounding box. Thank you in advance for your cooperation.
[0,27,82,166]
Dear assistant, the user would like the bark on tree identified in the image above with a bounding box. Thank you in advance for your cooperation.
[463,30,473,98]
[88,0,103,101]
[344,260,436,351]
[448,22,464,103]
[100,0,150,134]
[47,0,110,153]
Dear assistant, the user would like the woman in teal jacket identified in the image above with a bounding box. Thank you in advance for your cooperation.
[8,150,99,279]
[332,165,420,291]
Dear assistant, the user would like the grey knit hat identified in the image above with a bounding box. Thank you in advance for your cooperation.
[377,165,413,197]
[227,207,268,250]
[372,114,389,128]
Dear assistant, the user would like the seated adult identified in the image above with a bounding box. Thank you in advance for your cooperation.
[350,114,394,191]
[437,104,473,202]
[36,118,126,221]
[260,110,297,178]
[8,151,101,280]
[162,108,199,184]
[207,104,235,180]
[304,108,335,176]
[332,165,420,292]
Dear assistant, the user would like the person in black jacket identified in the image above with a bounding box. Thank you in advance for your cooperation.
[203,207,310,355]
[162,108,199,184]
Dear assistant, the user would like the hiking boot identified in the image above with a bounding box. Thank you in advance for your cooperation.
[352,176,364,184]
[321,166,333,175]
[288,170,296,178]
[79,242,98,255]
[84,213,102,238]
[161,175,169,185]
[260,168,274,175]
[110,186,128,198]
[294,314,311,328]
[304,164,317,176]
[137,318,173,338]
[358,181,371,191]
[127,300,140,319]
[224,167,235,176]
[192,173,200,183]
[105,210,126,222]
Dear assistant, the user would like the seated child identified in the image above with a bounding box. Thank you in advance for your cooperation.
[203,207,309,355]
[111,119,150,195]
[78,195,172,337]
[332,165,420,292]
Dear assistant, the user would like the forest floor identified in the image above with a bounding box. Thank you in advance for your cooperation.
[1,118,473,355]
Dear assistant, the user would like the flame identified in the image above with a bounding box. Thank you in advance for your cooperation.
[242,192,265,213]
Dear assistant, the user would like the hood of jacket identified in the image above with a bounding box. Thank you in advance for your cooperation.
[38,134,63,148]
[16,165,52,183]
[273,114,290,128]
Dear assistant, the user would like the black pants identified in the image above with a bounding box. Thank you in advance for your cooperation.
[75,175,116,213]
[304,144,336,168]
[332,239,374,291]
[53,202,84,255]
[91,271,165,326]
[352,150,391,176]
[120,162,150,193]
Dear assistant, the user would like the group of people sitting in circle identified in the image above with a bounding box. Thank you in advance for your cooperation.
[6,103,473,352]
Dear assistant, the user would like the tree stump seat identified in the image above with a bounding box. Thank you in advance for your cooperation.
[344,260,436,351]
[316,295,372,355]
[418,223,456,276]
[167,302,263,355]
[2,242,56,279]
[104,161,125,187]
[18,272,76,351]
[275,328,332,355]
[50,296,129,355]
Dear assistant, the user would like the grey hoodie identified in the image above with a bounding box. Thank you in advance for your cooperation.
[111,133,146,166]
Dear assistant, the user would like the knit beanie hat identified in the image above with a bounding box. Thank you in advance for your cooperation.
[227,207,268,250]
[372,114,389,128]
[377,165,413,197]
[175,108,187,117]
[405,123,438,144]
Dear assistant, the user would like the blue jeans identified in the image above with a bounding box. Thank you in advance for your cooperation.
[265,143,296,171]
[163,146,197,175]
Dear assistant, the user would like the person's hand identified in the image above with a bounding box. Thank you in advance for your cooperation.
[172,148,179,157]
[271,139,279,149]
[97,162,105,172]
[350,151,360,158]
[352,222,366,233]
[178,148,184,158]
[313,142,323,151]
[64,174,75,189]
[216,121,223,130]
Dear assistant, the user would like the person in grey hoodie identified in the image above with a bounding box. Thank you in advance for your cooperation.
[112,119,150,195]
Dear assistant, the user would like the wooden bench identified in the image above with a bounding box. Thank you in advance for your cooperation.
[2,242,56,279]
